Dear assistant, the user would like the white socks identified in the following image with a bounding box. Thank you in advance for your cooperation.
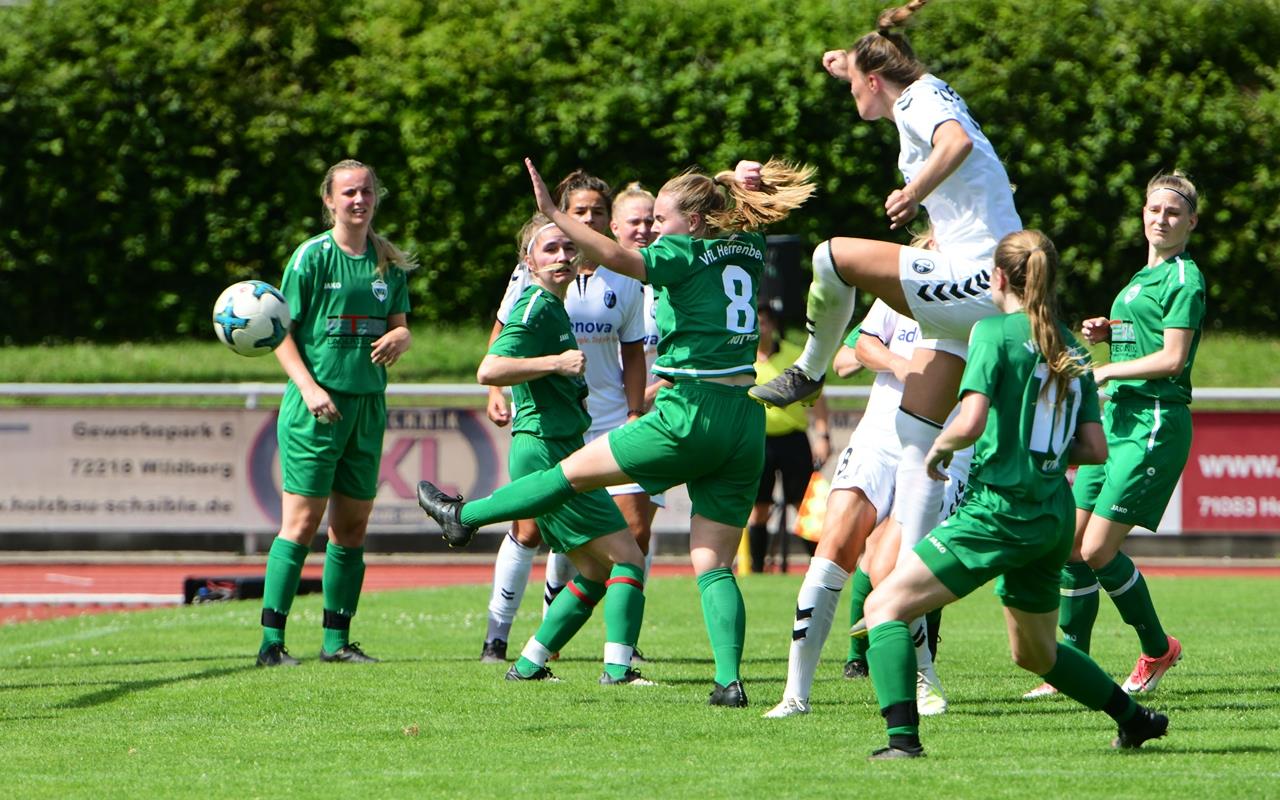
[520,637,553,669]
[485,531,536,643]
[543,551,578,617]
[794,240,858,379]
[894,409,946,566]
[782,557,850,701]
[911,616,935,672]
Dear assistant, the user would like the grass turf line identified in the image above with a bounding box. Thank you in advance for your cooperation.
[1,574,1277,798]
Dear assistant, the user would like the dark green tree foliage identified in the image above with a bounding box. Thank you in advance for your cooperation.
[1,0,1277,342]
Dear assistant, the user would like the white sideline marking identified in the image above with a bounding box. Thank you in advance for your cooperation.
[0,593,183,606]
[44,572,95,587]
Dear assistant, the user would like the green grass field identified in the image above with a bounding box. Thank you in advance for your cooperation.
[3,573,1277,799]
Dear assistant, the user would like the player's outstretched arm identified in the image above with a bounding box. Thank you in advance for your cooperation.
[526,158,646,281]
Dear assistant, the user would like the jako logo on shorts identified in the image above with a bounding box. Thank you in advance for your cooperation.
[926,534,947,554]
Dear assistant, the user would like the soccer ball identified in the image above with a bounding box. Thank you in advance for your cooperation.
[212,280,291,357]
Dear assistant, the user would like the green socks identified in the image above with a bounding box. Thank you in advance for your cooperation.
[259,537,309,651]
[1058,560,1100,653]
[603,563,646,680]
[867,621,918,737]
[846,566,873,662]
[515,574,606,677]
[322,542,366,654]
[460,465,576,528]
[1094,552,1169,657]
[1041,642,1137,723]
[697,567,746,686]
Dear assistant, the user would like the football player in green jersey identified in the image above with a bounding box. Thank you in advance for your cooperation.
[1026,172,1204,700]
[480,213,650,685]
[255,159,415,667]
[479,170,617,665]
[859,230,1169,758]
[420,157,815,706]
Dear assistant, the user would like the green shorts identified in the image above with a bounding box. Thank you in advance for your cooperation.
[609,380,765,528]
[277,382,385,500]
[914,481,1074,614]
[510,432,626,554]
[1073,399,1191,530]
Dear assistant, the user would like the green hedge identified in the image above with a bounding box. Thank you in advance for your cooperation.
[2,0,1278,343]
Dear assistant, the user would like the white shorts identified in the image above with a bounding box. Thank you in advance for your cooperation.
[898,245,1000,345]
[830,425,973,538]
[585,427,665,506]
[829,428,900,527]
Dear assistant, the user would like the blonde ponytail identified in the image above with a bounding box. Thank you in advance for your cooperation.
[994,230,1085,406]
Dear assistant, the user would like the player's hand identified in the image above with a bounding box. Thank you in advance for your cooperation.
[304,387,341,424]
[811,434,831,470]
[370,327,411,366]
[734,160,763,191]
[1092,363,1113,387]
[885,187,919,230]
[486,386,511,427]
[554,349,586,377]
[1080,317,1113,345]
[822,49,849,81]
[643,378,670,408]
[925,444,952,481]
[525,158,558,218]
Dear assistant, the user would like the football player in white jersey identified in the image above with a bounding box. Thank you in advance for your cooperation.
[750,0,1021,636]
[765,229,973,719]
[479,171,652,664]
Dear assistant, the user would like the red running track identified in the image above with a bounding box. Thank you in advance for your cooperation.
[0,562,696,625]
[2,561,1276,625]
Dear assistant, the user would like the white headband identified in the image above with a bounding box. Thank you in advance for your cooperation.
[525,222,560,256]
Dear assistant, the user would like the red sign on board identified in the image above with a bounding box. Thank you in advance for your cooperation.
[1181,411,1280,533]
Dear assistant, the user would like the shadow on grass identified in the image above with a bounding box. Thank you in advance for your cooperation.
[951,703,1087,717]
[55,663,256,710]
[0,680,120,691]
[4,654,246,671]
[1155,745,1280,755]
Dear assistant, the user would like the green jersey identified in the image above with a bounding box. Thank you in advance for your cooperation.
[1105,253,1205,405]
[641,232,765,380]
[281,232,410,394]
[490,286,590,440]
[961,312,1101,502]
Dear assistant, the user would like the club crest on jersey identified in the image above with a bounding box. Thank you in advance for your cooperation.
[911,258,935,275]
[604,290,617,309]
[371,279,388,302]
[1124,285,1142,304]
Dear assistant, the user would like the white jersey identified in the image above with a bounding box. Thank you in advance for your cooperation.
[833,300,972,519]
[496,264,645,433]
[642,283,661,377]
[894,74,1021,263]
[858,300,917,430]
[857,300,963,431]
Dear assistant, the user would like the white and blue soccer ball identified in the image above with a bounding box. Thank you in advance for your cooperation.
[212,280,291,357]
